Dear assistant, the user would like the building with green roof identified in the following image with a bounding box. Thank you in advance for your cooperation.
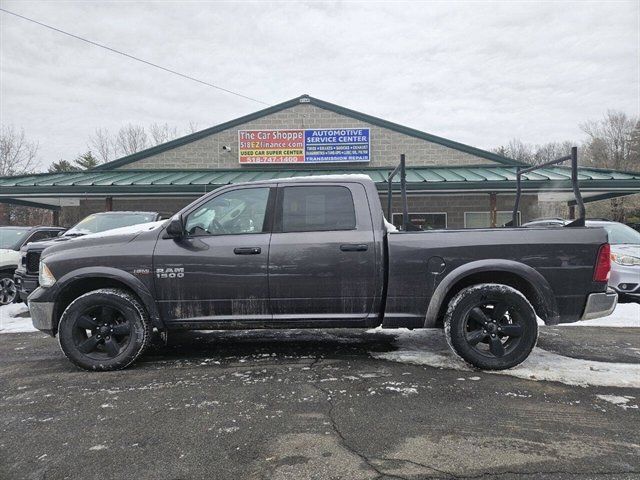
[1,95,638,228]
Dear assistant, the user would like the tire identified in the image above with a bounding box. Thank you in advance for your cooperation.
[444,283,538,370]
[0,272,18,305]
[58,288,152,371]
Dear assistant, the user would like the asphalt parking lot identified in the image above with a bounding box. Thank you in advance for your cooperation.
[1,327,639,480]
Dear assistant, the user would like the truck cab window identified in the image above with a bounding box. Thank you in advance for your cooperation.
[281,186,356,232]
[185,187,270,236]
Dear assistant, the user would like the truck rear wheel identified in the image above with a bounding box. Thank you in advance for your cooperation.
[444,283,537,370]
[58,288,151,371]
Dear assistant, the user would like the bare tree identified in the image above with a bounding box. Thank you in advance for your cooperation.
[0,125,39,176]
[0,126,40,225]
[90,128,116,164]
[149,122,179,145]
[90,123,188,163]
[494,139,576,165]
[532,141,575,165]
[187,121,200,134]
[115,124,149,156]
[580,111,639,221]
[580,110,637,171]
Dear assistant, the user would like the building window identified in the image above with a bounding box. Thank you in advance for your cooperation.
[464,211,520,228]
[392,213,447,230]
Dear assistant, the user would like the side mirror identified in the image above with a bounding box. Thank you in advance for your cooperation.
[165,215,185,238]
[57,231,65,237]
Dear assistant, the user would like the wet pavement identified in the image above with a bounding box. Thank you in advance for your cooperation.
[1,327,639,479]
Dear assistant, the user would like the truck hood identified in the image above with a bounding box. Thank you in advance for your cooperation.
[0,248,20,268]
[41,221,166,258]
[20,235,74,255]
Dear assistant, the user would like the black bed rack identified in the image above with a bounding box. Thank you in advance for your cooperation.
[511,146,585,227]
[386,147,586,230]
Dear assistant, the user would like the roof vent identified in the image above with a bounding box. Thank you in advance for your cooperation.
[299,96,311,103]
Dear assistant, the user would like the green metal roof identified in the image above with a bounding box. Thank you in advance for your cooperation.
[92,95,525,170]
[1,166,639,197]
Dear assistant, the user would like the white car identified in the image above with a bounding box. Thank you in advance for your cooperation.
[0,226,65,304]
[522,219,640,303]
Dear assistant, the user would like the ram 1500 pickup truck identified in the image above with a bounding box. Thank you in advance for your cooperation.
[28,175,617,371]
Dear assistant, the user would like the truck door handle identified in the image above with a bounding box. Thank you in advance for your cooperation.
[340,244,368,252]
[234,247,261,255]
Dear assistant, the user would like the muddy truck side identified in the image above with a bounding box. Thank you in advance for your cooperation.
[27,175,617,371]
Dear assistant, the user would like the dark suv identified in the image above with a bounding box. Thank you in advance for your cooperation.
[14,211,161,301]
[0,226,66,304]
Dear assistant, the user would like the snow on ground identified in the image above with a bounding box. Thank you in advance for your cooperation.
[596,394,638,410]
[1,301,638,388]
[559,303,639,327]
[0,303,36,333]
[369,327,640,388]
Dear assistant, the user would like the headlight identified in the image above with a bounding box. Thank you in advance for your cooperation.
[611,253,640,266]
[39,261,56,287]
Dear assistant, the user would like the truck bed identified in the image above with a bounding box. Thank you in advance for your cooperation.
[384,226,609,328]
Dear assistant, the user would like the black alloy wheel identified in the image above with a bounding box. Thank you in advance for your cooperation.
[445,284,538,370]
[58,288,151,371]
[71,305,133,360]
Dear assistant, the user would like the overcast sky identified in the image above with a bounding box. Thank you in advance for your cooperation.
[1,0,638,170]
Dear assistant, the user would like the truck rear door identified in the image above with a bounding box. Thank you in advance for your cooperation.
[268,182,377,323]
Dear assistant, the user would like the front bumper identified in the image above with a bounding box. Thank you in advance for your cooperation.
[581,289,618,321]
[14,268,39,302]
[27,286,58,336]
[609,263,640,303]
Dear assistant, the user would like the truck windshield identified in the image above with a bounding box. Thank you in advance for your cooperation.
[0,227,30,250]
[591,222,640,245]
[65,213,156,236]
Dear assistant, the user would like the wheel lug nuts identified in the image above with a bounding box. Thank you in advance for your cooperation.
[491,334,496,337]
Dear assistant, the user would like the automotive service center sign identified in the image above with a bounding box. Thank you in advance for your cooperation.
[238,128,370,164]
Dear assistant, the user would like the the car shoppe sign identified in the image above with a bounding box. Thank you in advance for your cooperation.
[238,128,370,164]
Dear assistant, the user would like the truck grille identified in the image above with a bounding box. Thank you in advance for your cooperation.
[26,252,41,274]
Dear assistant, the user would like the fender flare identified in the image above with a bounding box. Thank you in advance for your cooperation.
[424,259,559,327]
[55,267,162,327]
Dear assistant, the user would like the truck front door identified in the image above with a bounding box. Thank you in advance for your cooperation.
[153,186,275,325]
[268,183,377,323]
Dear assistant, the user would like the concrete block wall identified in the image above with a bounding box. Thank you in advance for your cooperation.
[119,104,493,170]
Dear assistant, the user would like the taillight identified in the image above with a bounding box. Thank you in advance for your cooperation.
[593,243,611,282]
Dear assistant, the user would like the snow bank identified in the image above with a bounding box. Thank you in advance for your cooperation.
[0,303,36,333]
[369,327,640,388]
[560,303,639,327]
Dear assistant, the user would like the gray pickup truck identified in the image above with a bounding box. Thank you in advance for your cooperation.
[28,175,617,371]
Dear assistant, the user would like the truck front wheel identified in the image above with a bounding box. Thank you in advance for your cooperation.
[58,288,152,371]
[444,283,537,370]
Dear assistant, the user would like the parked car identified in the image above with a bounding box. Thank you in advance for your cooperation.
[14,211,162,302]
[27,176,616,372]
[0,226,66,305]
[523,218,640,303]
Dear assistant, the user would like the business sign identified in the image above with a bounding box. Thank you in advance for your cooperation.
[238,128,370,164]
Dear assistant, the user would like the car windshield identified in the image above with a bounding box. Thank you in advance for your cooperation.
[589,222,640,245]
[65,213,156,236]
[0,227,31,250]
